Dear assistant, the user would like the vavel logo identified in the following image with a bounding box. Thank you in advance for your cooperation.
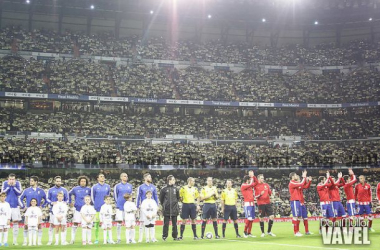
[321,218,370,245]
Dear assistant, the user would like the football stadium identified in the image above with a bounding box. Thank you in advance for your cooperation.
[0,0,380,249]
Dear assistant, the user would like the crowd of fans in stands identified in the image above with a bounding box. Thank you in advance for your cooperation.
[1,106,379,140]
[1,26,380,220]
[3,26,380,66]
[1,55,380,103]
[0,137,379,168]
[1,26,380,103]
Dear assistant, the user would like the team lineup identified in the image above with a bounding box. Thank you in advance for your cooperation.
[0,169,379,246]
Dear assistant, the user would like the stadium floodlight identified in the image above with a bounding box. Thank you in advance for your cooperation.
[314,21,318,25]
[150,10,154,14]
[208,14,212,19]
[262,18,266,22]
[26,0,30,4]
[90,5,95,10]
[369,17,373,21]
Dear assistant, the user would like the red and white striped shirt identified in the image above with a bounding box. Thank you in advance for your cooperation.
[288,178,306,201]
[342,174,356,201]
[329,177,344,202]
[241,176,258,203]
[300,180,311,205]
[355,182,372,203]
[317,177,333,203]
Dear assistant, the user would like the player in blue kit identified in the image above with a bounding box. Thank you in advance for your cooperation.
[136,173,158,243]
[18,176,47,246]
[91,173,111,244]
[113,173,133,243]
[46,176,69,245]
[68,176,91,244]
[1,173,22,245]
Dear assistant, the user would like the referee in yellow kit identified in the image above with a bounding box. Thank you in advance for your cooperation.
[179,177,200,240]
[221,179,242,238]
[200,177,220,239]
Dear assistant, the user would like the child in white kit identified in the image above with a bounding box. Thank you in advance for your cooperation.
[123,193,137,244]
[80,195,96,245]
[24,198,42,246]
[99,195,115,244]
[0,192,11,247]
[52,192,68,245]
[140,190,158,243]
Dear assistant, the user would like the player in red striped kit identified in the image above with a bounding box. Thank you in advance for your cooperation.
[240,170,258,238]
[329,172,346,225]
[342,168,357,226]
[288,170,307,237]
[299,176,313,235]
[254,174,276,237]
[317,171,335,233]
[355,175,375,232]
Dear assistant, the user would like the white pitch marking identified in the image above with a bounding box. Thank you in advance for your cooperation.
[226,239,349,250]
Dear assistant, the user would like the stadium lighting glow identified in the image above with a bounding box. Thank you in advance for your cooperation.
[314,21,318,25]
[208,14,212,19]
[369,18,373,21]
[262,18,266,22]
[26,0,30,4]
[90,5,95,10]
[150,10,154,14]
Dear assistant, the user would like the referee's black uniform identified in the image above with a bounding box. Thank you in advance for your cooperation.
[159,183,180,240]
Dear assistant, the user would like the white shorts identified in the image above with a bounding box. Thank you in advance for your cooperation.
[101,221,112,229]
[0,225,10,229]
[28,225,38,231]
[142,218,156,226]
[11,207,22,221]
[53,216,67,226]
[73,210,82,224]
[125,220,136,228]
[81,222,93,229]
[49,213,55,224]
[115,209,124,222]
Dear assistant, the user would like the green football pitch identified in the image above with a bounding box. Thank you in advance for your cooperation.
[5,219,380,250]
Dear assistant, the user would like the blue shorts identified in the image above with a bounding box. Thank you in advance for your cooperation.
[224,205,238,220]
[202,203,217,219]
[244,205,255,220]
[300,204,308,219]
[181,203,197,220]
[290,200,301,217]
[320,203,335,218]
[332,201,346,217]
[357,204,372,215]
[346,202,356,216]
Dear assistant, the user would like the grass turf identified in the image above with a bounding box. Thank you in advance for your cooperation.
[4,219,380,250]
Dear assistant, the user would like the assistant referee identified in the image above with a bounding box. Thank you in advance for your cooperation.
[221,179,242,238]
[200,177,220,239]
[179,177,200,240]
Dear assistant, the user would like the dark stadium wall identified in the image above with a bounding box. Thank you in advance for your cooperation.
[61,17,87,32]
[32,14,59,31]
[1,10,380,47]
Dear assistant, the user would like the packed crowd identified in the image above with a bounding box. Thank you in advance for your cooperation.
[4,26,380,66]
[1,106,379,139]
[0,56,46,93]
[2,53,380,103]
[0,137,379,168]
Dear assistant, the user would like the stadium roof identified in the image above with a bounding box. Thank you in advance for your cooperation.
[3,0,380,28]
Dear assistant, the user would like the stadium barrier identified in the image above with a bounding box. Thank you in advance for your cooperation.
[1,91,379,109]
